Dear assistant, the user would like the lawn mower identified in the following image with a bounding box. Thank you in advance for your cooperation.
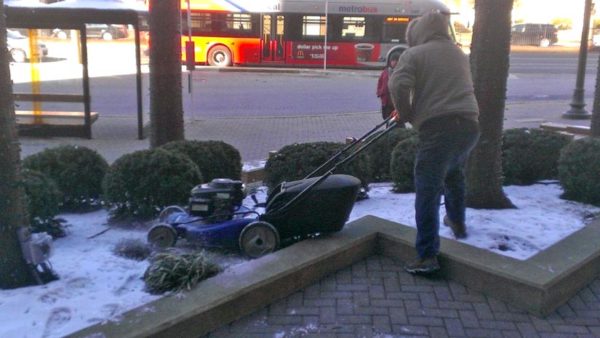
[147,116,400,258]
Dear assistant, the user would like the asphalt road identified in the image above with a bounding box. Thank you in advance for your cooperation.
[10,44,600,119]
[507,49,600,102]
[14,43,597,162]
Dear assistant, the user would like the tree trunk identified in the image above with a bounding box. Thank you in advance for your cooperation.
[0,1,37,289]
[592,45,600,137]
[466,0,515,209]
[148,0,184,148]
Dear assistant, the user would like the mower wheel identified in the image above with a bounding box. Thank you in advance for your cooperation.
[158,205,187,223]
[239,221,280,258]
[147,223,178,248]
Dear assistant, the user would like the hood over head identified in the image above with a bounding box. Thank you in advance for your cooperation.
[386,50,402,67]
[406,11,451,47]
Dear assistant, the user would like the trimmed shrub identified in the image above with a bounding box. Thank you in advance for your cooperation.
[113,239,151,261]
[390,136,419,193]
[558,137,600,206]
[22,145,108,210]
[264,141,372,191]
[21,169,65,238]
[365,128,417,182]
[143,252,220,294]
[103,148,202,220]
[162,140,242,182]
[502,128,572,185]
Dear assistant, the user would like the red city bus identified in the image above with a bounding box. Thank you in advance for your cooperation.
[180,0,454,68]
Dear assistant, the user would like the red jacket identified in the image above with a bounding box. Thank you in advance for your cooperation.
[377,67,392,107]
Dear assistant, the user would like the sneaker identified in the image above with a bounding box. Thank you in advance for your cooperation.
[404,256,440,274]
[443,215,467,239]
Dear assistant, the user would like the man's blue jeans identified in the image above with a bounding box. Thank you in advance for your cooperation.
[414,115,480,258]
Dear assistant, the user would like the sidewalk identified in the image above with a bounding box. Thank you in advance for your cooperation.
[18,99,593,164]
[209,255,600,337]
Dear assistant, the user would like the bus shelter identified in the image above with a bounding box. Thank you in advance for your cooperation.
[5,5,146,139]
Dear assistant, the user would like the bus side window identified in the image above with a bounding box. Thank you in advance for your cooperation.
[364,16,381,42]
[302,15,326,39]
[382,17,408,43]
[188,13,211,34]
[328,15,343,41]
[342,16,366,41]
[285,14,301,40]
[212,13,227,33]
[228,13,254,36]
[251,14,261,36]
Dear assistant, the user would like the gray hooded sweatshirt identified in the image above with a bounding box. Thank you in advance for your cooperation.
[388,12,479,130]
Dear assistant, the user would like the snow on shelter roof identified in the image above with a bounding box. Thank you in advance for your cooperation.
[4,4,145,29]
[46,0,147,11]
[3,0,47,7]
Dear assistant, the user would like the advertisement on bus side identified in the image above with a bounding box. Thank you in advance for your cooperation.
[291,41,381,66]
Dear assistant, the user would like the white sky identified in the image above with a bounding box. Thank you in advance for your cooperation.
[445,0,591,29]
[0,181,598,338]
[513,0,585,23]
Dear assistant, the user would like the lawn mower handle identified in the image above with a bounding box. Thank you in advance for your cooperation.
[266,119,400,217]
[304,115,397,179]
[332,119,400,171]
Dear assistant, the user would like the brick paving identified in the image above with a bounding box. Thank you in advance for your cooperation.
[18,99,591,164]
[207,255,600,337]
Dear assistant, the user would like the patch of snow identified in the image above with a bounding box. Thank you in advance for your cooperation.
[349,182,599,260]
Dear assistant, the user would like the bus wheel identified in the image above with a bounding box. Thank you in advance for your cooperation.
[208,46,232,67]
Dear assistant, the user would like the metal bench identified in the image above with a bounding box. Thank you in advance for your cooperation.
[540,122,590,136]
[13,93,97,138]
[15,110,98,125]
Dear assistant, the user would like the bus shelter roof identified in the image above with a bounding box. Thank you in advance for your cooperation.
[4,5,147,140]
[4,6,143,29]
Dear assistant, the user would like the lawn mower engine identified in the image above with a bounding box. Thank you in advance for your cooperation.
[189,178,244,222]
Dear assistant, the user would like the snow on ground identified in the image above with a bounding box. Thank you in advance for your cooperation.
[0,182,598,338]
[349,182,599,259]
[0,211,159,338]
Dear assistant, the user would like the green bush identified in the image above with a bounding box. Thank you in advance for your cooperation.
[103,148,202,220]
[390,136,419,193]
[113,239,151,261]
[22,145,108,210]
[21,169,65,238]
[502,128,572,185]
[365,128,417,182]
[143,252,220,294]
[264,141,372,191]
[162,140,242,182]
[558,137,600,206]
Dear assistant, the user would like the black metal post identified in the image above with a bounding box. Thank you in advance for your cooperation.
[134,21,144,140]
[81,26,92,138]
[564,0,593,119]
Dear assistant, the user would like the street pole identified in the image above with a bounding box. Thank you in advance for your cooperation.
[186,0,196,121]
[324,0,328,70]
[563,0,593,119]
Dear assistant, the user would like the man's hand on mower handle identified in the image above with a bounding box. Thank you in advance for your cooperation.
[389,110,409,128]
[390,110,399,123]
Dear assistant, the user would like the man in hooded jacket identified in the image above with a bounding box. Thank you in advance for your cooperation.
[388,11,480,274]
